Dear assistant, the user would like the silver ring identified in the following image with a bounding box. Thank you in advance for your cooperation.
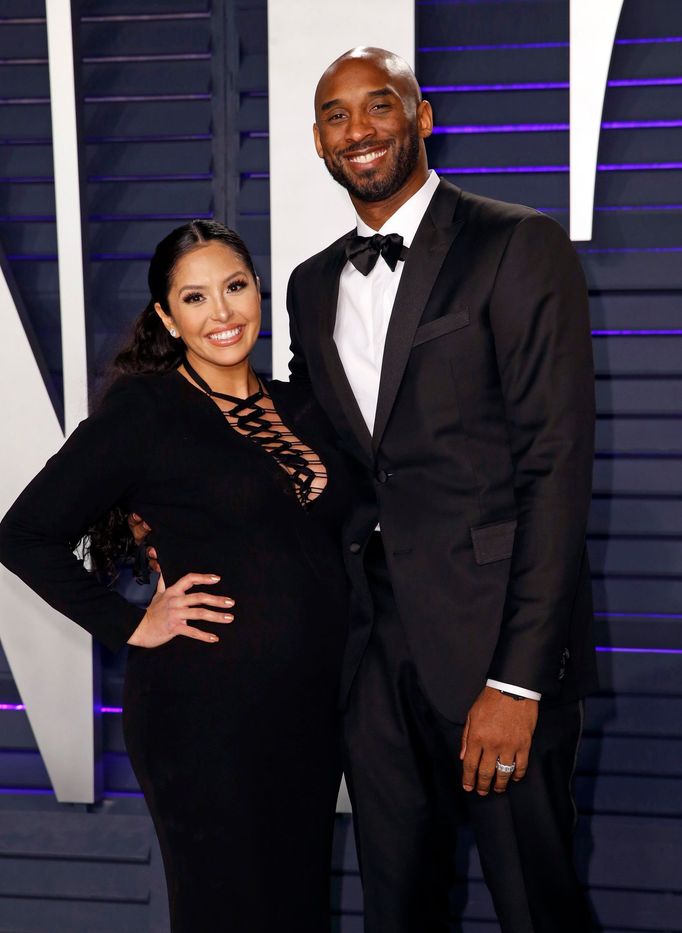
[495,758,516,774]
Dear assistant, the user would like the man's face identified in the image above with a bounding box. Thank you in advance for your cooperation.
[314,58,430,203]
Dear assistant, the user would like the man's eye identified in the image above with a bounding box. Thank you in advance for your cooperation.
[182,292,204,304]
[328,112,345,122]
[372,103,390,112]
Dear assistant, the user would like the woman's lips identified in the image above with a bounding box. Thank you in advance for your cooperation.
[205,325,245,347]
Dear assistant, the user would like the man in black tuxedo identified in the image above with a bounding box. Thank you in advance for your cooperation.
[287,47,597,932]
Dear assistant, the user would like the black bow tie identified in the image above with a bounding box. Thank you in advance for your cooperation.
[344,232,408,275]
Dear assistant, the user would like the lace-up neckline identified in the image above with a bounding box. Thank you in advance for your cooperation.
[181,361,328,509]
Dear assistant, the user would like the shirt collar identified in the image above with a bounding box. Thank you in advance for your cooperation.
[355,170,440,248]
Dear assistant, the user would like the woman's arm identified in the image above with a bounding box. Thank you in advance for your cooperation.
[0,376,158,652]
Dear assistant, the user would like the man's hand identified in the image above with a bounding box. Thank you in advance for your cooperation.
[460,686,538,796]
[129,512,160,573]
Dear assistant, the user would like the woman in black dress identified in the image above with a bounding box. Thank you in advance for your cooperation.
[0,221,352,932]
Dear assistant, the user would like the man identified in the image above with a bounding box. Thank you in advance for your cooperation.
[286,47,597,932]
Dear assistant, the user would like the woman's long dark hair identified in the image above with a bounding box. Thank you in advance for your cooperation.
[87,220,257,579]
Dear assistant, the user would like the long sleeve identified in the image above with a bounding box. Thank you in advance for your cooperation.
[486,213,595,693]
[0,375,159,652]
[286,268,312,385]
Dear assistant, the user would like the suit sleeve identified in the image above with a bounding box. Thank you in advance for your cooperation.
[286,267,312,384]
[486,213,595,693]
[0,376,158,652]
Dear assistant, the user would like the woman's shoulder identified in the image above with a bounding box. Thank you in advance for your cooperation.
[100,369,180,403]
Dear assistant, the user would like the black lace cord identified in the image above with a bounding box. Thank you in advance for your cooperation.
[182,360,326,508]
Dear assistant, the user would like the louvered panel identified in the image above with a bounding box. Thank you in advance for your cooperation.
[589,496,682,536]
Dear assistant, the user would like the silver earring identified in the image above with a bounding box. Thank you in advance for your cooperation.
[169,327,178,338]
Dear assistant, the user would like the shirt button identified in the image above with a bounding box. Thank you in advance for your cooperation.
[349,542,362,554]
[376,470,389,484]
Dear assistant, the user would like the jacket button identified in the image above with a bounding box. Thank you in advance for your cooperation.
[349,542,362,554]
[376,469,388,484]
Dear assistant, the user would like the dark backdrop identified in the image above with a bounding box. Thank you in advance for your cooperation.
[0,1,680,930]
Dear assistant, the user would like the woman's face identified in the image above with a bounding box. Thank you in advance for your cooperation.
[155,241,261,374]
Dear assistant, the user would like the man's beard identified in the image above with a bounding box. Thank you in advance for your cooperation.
[324,130,421,202]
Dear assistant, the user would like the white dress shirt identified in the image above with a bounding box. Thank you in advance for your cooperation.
[333,170,541,703]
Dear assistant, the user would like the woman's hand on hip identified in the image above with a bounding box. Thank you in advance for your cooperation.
[127,572,235,648]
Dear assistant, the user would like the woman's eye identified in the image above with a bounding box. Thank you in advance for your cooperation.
[182,292,204,304]
[227,279,247,293]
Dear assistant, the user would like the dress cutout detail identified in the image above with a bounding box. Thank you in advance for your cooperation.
[182,361,327,508]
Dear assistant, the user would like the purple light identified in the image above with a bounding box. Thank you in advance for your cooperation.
[596,611,682,619]
[436,161,682,175]
[432,119,682,134]
[80,12,210,22]
[0,703,122,714]
[591,329,682,335]
[437,165,568,175]
[88,172,212,182]
[580,247,682,255]
[419,41,569,52]
[599,161,682,171]
[421,76,682,93]
[82,53,211,64]
[83,93,211,104]
[0,787,53,796]
[596,646,682,654]
[421,82,568,92]
[433,123,569,134]
[418,37,682,52]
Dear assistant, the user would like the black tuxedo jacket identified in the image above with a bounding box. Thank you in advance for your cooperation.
[287,179,598,722]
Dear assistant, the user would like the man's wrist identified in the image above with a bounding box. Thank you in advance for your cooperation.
[486,678,541,702]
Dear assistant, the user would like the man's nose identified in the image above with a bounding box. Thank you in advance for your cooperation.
[346,111,375,142]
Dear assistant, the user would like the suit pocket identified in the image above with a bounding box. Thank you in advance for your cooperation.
[470,519,517,565]
[413,308,470,347]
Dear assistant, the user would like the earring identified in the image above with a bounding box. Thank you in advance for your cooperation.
[169,327,178,338]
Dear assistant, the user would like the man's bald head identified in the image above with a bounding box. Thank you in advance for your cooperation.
[312,46,432,218]
[315,47,422,115]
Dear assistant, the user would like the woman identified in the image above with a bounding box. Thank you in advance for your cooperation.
[0,221,352,932]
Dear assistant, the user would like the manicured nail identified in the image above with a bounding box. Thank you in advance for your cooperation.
[223,615,233,621]
[224,598,235,606]
[210,635,219,642]
[210,575,220,581]
[463,784,473,792]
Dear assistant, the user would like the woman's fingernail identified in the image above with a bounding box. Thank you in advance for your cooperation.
[223,615,233,621]
[210,635,219,642]
[224,599,235,606]
[210,575,220,581]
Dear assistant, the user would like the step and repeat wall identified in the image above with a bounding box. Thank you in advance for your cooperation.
[0,1,681,930]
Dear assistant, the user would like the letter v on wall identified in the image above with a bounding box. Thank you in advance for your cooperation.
[0,0,96,802]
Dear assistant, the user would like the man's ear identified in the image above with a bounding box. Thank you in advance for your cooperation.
[313,122,324,159]
[417,100,434,140]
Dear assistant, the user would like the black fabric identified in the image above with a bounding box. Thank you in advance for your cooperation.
[344,534,593,933]
[344,232,407,275]
[0,372,353,933]
[287,179,598,722]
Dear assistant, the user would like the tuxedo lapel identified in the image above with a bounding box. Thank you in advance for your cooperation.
[315,238,374,464]
[373,182,464,451]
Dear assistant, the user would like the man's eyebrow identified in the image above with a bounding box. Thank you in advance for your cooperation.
[319,87,397,112]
